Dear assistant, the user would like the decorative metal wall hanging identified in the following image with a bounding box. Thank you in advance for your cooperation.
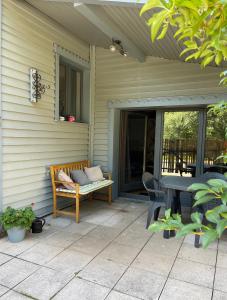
[30,68,50,103]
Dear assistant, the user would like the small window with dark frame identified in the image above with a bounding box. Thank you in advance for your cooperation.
[59,57,83,122]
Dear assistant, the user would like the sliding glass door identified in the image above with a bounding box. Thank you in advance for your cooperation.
[161,111,200,177]
[203,109,227,174]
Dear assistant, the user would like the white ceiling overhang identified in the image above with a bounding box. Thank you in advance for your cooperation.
[26,0,222,66]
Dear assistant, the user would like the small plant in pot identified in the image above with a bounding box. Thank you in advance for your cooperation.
[0,207,35,243]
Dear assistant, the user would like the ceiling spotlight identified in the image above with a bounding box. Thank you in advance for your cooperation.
[109,39,127,57]
[109,44,117,52]
[120,49,128,57]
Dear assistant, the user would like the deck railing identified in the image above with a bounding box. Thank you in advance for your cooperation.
[162,138,225,173]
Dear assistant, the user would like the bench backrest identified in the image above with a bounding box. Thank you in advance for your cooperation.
[50,160,90,189]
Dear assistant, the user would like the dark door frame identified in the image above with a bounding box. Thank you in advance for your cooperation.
[107,95,225,199]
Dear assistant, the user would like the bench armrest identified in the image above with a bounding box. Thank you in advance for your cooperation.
[103,172,112,180]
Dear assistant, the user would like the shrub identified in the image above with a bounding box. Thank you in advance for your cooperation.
[0,207,36,231]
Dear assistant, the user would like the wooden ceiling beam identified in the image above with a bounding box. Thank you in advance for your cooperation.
[74,4,145,62]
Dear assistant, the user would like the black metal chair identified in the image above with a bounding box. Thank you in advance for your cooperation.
[194,172,226,248]
[142,172,168,229]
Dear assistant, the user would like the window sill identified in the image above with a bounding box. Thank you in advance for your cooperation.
[55,120,89,128]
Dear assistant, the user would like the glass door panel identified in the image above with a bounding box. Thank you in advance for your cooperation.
[119,112,147,192]
[162,111,199,177]
[204,109,227,174]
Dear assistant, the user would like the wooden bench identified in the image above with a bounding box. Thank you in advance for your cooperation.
[50,160,113,223]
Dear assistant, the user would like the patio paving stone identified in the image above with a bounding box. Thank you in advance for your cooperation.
[43,231,82,248]
[1,291,31,299]
[18,242,63,265]
[159,278,212,300]
[62,221,97,235]
[14,266,73,300]
[98,241,141,265]
[0,285,9,297]
[170,258,215,288]
[143,234,182,257]
[27,227,58,241]
[115,227,151,249]
[183,234,218,250]
[77,257,127,288]
[100,213,134,229]
[0,253,12,266]
[213,290,227,300]
[0,198,225,299]
[0,258,38,288]
[132,249,175,276]
[53,277,110,300]
[45,216,73,228]
[217,252,227,268]
[218,240,227,253]
[106,290,140,300]
[86,225,122,241]
[0,237,39,257]
[115,267,166,300]
[47,249,93,275]
[214,267,227,293]
[82,208,118,225]
[178,243,217,266]
[69,235,110,256]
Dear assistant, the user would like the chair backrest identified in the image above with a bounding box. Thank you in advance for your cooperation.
[142,172,159,192]
[201,172,226,180]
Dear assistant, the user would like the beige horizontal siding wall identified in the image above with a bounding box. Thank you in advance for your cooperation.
[94,47,225,171]
[1,0,90,212]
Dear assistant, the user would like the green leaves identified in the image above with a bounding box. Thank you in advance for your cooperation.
[202,229,218,248]
[0,206,36,230]
[176,223,202,238]
[141,0,227,85]
[188,183,209,191]
[147,10,170,42]
[148,174,227,248]
[194,195,215,207]
[216,219,227,237]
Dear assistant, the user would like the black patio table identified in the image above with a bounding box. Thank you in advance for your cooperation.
[160,176,208,238]
[160,175,208,209]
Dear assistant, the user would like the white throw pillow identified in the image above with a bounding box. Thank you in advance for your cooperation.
[58,170,75,190]
[84,166,104,182]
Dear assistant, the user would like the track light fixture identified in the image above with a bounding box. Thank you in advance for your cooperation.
[109,39,128,57]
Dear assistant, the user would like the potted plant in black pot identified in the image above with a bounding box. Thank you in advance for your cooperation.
[0,207,35,243]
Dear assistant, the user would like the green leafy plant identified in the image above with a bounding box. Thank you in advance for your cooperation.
[0,207,36,231]
[149,176,227,248]
[140,0,227,85]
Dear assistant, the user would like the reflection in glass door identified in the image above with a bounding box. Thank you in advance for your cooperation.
[120,112,147,192]
[162,111,199,177]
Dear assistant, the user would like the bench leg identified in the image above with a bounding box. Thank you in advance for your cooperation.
[88,193,93,202]
[53,193,57,218]
[76,195,80,223]
[108,185,112,204]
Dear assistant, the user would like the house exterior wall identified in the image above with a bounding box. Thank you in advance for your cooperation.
[94,48,226,173]
[1,0,90,213]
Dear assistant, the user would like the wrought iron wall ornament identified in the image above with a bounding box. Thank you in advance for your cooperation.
[30,68,50,102]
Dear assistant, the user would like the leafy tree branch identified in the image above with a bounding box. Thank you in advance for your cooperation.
[141,0,227,85]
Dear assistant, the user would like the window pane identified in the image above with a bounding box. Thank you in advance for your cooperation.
[59,57,83,122]
[162,111,199,177]
[59,63,67,117]
[204,110,227,173]
[70,69,82,121]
